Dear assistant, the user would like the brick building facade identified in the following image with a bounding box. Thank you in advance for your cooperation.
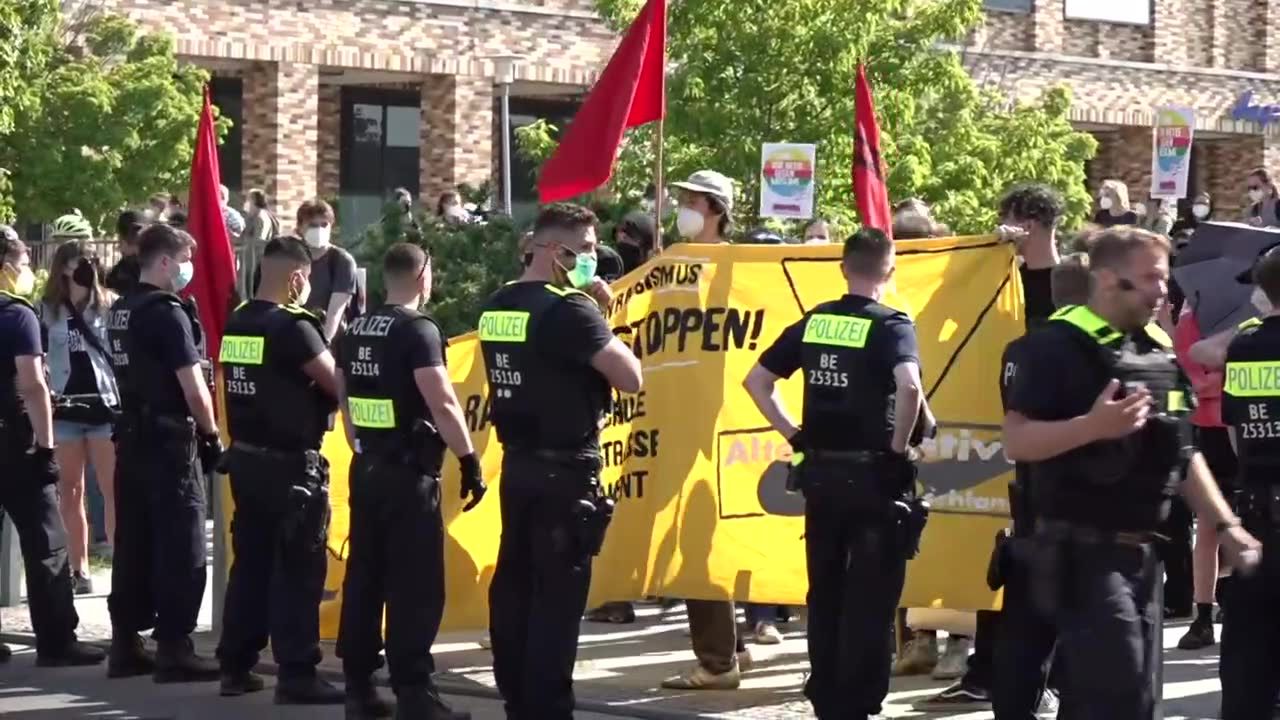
[970,0,1280,220]
[100,0,1280,230]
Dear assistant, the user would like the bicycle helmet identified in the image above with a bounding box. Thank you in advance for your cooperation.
[51,212,93,239]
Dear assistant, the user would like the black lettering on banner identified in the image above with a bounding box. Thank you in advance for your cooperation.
[604,470,648,501]
[613,307,767,359]
[606,264,703,317]
[604,390,647,429]
[600,428,661,468]
[463,393,493,433]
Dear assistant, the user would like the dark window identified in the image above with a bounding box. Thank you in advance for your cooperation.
[339,88,421,236]
[499,95,582,206]
[210,77,244,192]
[984,0,1031,11]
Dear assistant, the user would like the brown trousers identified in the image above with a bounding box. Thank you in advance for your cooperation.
[687,599,738,674]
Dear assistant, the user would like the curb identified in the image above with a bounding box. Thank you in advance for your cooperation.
[0,631,709,720]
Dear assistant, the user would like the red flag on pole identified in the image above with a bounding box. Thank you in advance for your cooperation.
[853,65,893,237]
[537,0,666,203]
[183,87,237,363]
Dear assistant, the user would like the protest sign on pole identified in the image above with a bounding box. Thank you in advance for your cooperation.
[759,142,817,219]
[1151,106,1195,199]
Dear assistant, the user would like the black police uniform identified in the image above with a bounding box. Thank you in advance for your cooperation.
[335,303,459,712]
[0,291,88,660]
[105,283,213,673]
[215,301,336,687]
[478,281,616,720]
[1219,315,1280,719]
[755,294,923,720]
[1007,304,1193,719]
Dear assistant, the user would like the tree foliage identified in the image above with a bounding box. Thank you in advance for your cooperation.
[517,0,1098,235]
[0,3,214,229]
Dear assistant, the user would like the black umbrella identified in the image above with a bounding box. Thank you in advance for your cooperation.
[1172,222,1280,335]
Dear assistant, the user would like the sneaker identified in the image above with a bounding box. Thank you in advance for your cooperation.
[73,571,94,595]
[891,633,938,676]
[220,671,266,696]
[477,632,491,650]
[660,663,741,690]
[752,621,783,645]
[36,640,106,667]
[1176,621,1215,650]
[932,635,971,680]
[737,648,753,672]
[275,675,344,705]
[913,681,991,710]
[345,682,395,719]
[1037,687,1061,716]
[1215,606,1226,624]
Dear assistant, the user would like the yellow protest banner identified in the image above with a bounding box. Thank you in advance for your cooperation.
[221,236,1024,637]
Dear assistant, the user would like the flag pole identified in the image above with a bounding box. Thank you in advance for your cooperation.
[652,116,665,256]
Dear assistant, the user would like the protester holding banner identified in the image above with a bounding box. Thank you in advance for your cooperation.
[478,204,641,717]
[1245,168,1280,228]
[803,218,834,245]
[1003,227,1261,719]
[334,242,484,719]
[743,227,926,720]
[671,170,734,244]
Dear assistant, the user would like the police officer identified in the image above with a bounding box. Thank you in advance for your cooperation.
[0,227,105,666]
[105,223,223,682]
[1003,227,1260,718]
[336,242,485,720]
[1219,243,1280,719]
[991,254,1089,719]
[743,227,927,720]
[479,203,642,719]
[215,237,343,704]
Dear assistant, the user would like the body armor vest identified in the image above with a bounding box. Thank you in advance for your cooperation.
[1030,305,1190,532]
[1222,316,1280,479]
[798,300,899,452]
[220,302,334,452]
[105,287,205,417]
[477,283,610,453]
[340,305,441,457]
[0,292,35,443]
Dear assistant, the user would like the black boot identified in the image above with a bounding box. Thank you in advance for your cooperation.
[275,674,344,705]
[220,670,266,696]
[0,643,10,663]
[345,679,395,719]
[394,685,471,720]
[153,637,219,683]
[107,631,155,678]
[36,640,106,667]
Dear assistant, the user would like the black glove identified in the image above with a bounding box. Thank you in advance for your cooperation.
[459,453,487,512]
[787,428,810,456]
[198,431,224,473]
[30,445,59,486]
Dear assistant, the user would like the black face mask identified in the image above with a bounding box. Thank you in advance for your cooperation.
[72,258,98,289]
[617,243,644,272]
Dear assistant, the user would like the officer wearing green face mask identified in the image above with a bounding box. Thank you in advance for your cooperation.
[105,223,223,682]
[478,203,642,719]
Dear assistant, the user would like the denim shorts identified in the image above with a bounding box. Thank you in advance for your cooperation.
[53,420,114,443]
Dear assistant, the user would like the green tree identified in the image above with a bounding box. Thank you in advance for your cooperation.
[517,0,1098,235]
[0,5,214,230]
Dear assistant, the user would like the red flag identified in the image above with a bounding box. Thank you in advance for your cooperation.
[183,87,237,364]
[853,65,892,237]
[537,0,666,203]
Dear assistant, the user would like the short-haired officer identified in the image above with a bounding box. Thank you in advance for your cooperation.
[215,237,343,704]
[336,242,485,720]
[0,227,105,666]
[743,227,928,720]
[1003,227,1260,718]
[479,203,642,719]
[1219,243,1280,719]
[990,253,1089,718]
[105,223,223,682]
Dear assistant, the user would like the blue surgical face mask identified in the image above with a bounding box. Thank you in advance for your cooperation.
[565,252,597,289]
[173,259,194,292]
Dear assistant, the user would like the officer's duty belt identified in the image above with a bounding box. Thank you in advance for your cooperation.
[808,449,885,463]
[230,441,320,464]
[1034,519,1157,547]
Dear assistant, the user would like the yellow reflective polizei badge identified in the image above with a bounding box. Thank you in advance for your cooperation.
[478,310,530,343]
[1167,390,1188,412]
[802,313,872,348]
[347,397,396,429]
[1225,361,1280,398]
[219,335,265,365]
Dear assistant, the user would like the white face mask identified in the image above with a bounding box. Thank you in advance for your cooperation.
[676,207,705,238]
[6,265,34,296]
[292,275,311,307]
[1250,189,1266,204]
[1192,204,1210,219]
[1099,196,1113,211]
[1253,286,1273,314]
[304,226,331,249]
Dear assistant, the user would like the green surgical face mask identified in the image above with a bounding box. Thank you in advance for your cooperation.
[563,251,597,289]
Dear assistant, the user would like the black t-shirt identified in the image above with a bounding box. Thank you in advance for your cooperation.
[63,322,98,396]
[1093,210,1139,227]
[130,283,201,416]
[1222,317,1280,470]
[1020,265,1054,331]
[306,247,358,316]
[336,305,447,440]
[1,298,41,383]
[615,242,647,275]
[243,300,329,370]
[759,296,919,378]
[105,255,141,296]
